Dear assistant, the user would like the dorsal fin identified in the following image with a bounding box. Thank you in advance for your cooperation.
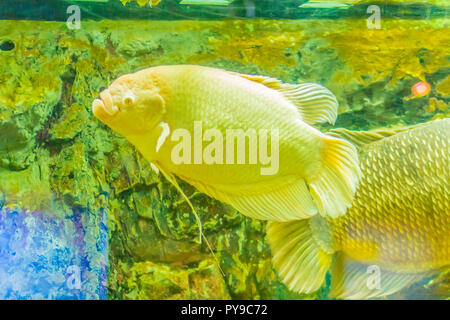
[227,71,339,125]
[328,120,438,149]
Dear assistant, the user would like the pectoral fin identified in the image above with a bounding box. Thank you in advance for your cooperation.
[227,71,339,125]
[308,135,360,218]
[329,252,431,299]
[156,121,171,153]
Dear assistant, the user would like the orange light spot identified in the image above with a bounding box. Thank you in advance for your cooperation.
[412,81,431,97]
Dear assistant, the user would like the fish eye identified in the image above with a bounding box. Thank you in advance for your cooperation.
[123,95,134,106]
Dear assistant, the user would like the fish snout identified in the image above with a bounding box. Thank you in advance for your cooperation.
[92,90,119,119]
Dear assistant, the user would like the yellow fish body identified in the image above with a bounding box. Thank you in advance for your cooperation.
[92,65,360,221]
[268,118,450,299]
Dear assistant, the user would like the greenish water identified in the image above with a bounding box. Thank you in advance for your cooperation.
[0,0,448,300]
[1,0,448,20]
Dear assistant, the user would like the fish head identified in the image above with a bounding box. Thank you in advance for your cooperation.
[92,72,165,137]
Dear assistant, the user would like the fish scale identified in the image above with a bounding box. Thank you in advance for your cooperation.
[157,68,339,192]
[330,120,449,272]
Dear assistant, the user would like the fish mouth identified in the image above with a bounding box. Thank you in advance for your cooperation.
[92,89,119,119]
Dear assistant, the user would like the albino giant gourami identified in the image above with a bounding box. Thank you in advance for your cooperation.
[92,65,360,222]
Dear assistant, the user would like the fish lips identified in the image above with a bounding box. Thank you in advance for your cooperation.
[92,90,119,120]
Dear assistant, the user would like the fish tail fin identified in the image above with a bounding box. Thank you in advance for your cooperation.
[154,162,225,277]
[267,219,332,294]
[308,135,360,218]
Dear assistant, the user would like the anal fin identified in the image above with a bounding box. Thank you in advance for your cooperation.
[267,220,332,294]
[190,177,318,221]
[329,252,430,300]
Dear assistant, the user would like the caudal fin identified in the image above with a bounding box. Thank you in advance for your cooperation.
[308,135,360,218]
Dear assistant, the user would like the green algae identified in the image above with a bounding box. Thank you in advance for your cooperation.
[118,260,230,299]
[0,18,448,299]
